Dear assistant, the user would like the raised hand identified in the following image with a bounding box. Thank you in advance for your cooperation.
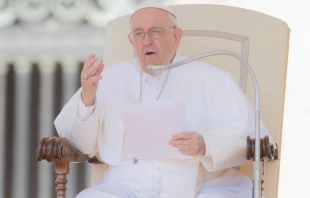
[81,54,105,106]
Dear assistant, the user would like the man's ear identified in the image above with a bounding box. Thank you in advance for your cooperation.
[174,28,183,49]
[128,36,138,57]
[128,35,134,46]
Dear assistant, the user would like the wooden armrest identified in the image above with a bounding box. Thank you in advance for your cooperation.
[36,137,102,198]
[36,136,91,163]
[246,135,279,161]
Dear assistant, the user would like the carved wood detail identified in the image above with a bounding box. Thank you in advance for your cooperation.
[246,136,278,161]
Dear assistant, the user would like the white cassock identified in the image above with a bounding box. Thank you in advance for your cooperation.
[54,53,272,198]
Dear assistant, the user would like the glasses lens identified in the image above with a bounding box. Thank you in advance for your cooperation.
[149,27,165,39]
[130,30,144,42]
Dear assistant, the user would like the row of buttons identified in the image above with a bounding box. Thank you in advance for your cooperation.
[154,161,163,197]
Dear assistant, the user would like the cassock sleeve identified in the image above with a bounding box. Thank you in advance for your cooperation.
[198,71,273,172]
[54,79,106,157]
[76,94,96,122]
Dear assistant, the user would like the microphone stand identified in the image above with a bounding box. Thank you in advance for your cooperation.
[147,50,262,198]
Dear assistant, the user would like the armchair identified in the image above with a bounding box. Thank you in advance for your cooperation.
[36,4,289,198]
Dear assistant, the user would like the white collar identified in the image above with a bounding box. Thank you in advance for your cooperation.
[140,53,181,80]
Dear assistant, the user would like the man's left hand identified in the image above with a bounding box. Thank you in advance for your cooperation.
[169,132,206,156]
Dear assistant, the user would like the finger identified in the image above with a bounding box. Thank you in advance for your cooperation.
[88,54,95,59]
[171,132,193,140]
[87,57,98,68]
[173,144,191,150]
[88,74,103,84]
[174,142,197,150]
[84,56,98,69]
[82,63,102,80]
[169,139,190,146]
[85,63,100,77]
[178,149,193,156]
[93,63,104,76]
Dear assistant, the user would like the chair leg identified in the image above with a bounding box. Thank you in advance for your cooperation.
[55,156,70,198]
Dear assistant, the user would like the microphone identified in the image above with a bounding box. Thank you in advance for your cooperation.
[147,50,263,198]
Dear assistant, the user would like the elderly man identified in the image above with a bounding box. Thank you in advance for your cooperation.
[54,1,270,198]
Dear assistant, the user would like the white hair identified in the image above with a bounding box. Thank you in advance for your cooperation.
[169,12,178,28]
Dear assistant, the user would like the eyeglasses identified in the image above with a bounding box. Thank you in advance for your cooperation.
[128,26,175,42]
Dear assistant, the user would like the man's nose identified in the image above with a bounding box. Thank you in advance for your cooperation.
[143,33,153,45]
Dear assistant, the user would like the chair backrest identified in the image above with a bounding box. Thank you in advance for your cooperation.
[91,4,290,198]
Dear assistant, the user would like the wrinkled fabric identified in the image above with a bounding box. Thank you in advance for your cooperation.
[55,53,272,198]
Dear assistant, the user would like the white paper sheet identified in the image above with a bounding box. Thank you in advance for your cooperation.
[119,99,193,160]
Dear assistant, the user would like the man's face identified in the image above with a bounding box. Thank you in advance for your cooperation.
[129,8,182,71]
